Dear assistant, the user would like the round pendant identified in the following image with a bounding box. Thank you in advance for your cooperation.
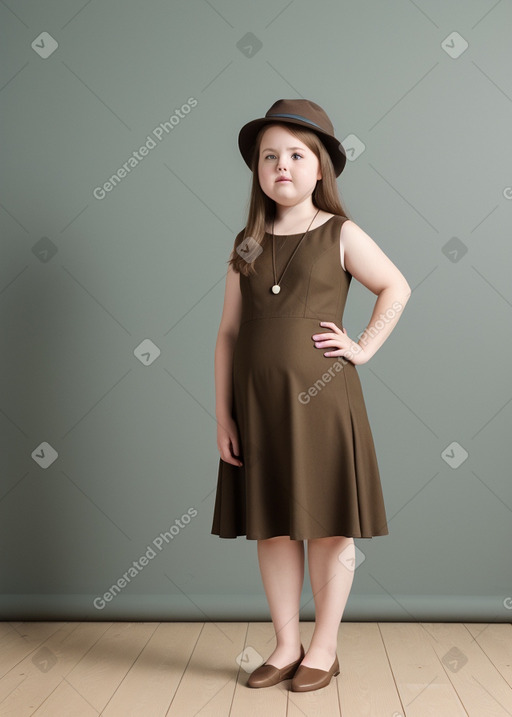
[271,284,281,294]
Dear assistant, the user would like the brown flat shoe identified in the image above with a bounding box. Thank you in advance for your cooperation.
[247,644,305,688]
[290,653,340,692]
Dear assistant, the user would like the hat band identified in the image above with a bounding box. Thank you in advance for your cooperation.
[266,112,324,131]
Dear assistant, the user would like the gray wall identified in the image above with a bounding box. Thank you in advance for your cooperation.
[1,0,511,622]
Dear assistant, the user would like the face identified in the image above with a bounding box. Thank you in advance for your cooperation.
[257,125,322,207]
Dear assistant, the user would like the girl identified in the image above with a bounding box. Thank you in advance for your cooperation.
[211,99,411,692]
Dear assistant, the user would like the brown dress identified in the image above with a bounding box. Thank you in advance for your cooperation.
[211,214,389,540]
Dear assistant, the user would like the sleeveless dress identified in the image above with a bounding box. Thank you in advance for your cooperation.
[211,214,389,540]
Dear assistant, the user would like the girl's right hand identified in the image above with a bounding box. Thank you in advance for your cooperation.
[217,416,243,467]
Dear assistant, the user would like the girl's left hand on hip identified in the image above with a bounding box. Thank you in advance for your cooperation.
[312,321,368,365]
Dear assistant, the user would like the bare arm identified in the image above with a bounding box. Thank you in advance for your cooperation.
[314,220,411,364]
[214,263,242,422]
[341,220,411,361]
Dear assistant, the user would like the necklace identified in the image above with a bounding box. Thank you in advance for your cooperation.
[270,209,320,295]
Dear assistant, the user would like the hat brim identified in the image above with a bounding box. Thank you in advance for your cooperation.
[238,117,346,177]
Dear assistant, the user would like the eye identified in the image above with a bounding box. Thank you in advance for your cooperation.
[263,153,303,160]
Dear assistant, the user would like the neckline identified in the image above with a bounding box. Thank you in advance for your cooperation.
[264,214,337,237]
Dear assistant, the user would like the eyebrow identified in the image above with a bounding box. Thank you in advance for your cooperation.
[261,146,306,153]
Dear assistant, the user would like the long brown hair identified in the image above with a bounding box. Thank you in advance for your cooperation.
[228,122,352,276]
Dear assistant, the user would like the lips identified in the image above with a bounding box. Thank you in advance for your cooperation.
[276,178,291,182]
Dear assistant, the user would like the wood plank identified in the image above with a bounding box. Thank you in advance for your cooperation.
[0,622,111,717]
[337,622,404,716]
[0,621,509,715]
[423,622,512,716]
[101,622,202,716]
[165,621,246,716]
[0,623,18,641]
[465,623,512,689]
[379,622,466,716]
[0,622,65,678]
[31,678,98,716]
[64,622,158,713]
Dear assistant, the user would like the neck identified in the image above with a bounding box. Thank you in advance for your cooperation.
[273,199,318,226]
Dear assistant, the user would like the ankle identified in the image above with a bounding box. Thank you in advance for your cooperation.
[307,643,337,657]
[275,638,302,651]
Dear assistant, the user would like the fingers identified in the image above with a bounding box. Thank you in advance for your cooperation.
[319,320,342,334]
[218,437,243,467]
[220,447,243,466]
[222,454,243,467]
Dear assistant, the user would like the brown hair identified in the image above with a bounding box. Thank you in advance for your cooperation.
[228,122,352,276]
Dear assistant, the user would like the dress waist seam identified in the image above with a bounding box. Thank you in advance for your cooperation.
[241,314,339,326]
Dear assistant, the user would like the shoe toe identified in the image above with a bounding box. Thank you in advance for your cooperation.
[290,655,340,692]
[247,665,278,688]
[247,644,305,688]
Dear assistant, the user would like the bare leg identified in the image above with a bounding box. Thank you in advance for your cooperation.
[301,536,355,670]
[256,535,305,668]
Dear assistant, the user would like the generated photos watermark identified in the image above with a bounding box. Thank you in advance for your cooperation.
[93,507,197,610]
[93,97,198,199]
[298,301,404,404]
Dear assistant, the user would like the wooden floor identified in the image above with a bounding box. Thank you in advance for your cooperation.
[0,621,511,716]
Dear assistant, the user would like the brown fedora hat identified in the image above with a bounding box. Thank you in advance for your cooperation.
[238,98,347,177]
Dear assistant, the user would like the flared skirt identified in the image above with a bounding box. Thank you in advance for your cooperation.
[211,317,389,540]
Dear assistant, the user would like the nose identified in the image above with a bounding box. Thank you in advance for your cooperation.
[269,153,286,171]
